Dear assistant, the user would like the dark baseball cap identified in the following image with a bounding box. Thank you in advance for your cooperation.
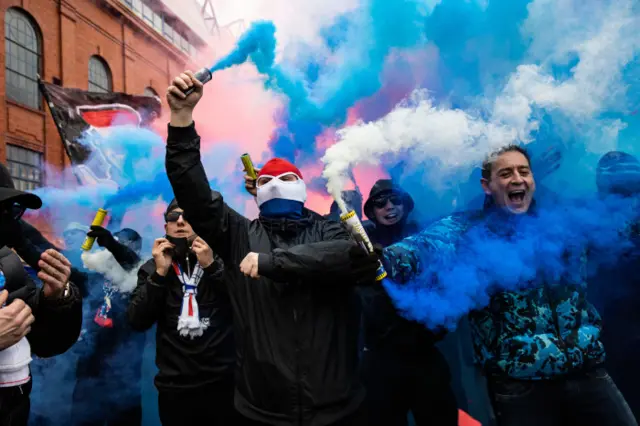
[0,162,42,210]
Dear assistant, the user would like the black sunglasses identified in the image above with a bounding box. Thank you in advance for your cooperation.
[0,203,25,221]
[164,210,184,222]
[372,194,404,209]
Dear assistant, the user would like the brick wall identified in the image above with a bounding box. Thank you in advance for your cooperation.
[0,0,196,177]
[0,0,200,241]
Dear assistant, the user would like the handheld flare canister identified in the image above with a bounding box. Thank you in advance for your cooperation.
[81,208,108,251]
[340,210,387,281]
[182,67,213,96]
[241,153,258,185]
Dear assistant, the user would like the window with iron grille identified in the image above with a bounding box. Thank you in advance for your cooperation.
[6,144,43,191]
[88,56,112,93]
[5,8,42,109]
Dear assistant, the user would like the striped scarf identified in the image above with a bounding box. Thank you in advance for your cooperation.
[173,260,205,339]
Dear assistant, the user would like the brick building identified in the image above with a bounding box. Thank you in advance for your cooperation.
[0,0,212,191]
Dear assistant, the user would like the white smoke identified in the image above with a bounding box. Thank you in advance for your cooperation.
[322,0,640,206]
[81,250,143,294]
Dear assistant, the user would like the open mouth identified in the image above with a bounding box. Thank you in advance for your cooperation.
[384,212,398,220]
[508,190,526,203]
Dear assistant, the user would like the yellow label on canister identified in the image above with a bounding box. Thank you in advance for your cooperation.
[241,153,257,180]
[340,210,355,221]
[81,208,108,251]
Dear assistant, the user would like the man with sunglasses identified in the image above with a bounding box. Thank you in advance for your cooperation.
[0,162,82,426]
[358,180,458,426]
[164,71,380,426]
[128,199,236,426]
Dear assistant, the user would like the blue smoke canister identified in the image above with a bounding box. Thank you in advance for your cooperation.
[182,68,213,96]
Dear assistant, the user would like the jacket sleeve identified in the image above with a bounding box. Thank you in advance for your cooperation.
[382,214,468,283]
[257,220,359,282]
[203,255,227,292]
[12,220,61,270]
[127,261,167,332]
[105,240,141,272]
[165,123,250,263]
[28,282,83,358]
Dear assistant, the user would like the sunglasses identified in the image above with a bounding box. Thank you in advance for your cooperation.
[372,194,404,209]
[0,203,25,221]
[164,210,184,222]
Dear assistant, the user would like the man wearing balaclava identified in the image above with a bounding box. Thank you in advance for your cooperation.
[591,151,640,419]
[164,71,380,426]
[0,162,82,426]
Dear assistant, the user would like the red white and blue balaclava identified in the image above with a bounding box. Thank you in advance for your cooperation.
[256,158,307,218]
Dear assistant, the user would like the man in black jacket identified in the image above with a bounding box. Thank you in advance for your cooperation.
[127,199,237,426]
[360,180,458,426]
[165,71,380,426]
[0,162,82,426]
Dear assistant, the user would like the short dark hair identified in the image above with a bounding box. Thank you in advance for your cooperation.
[481,145,532,180]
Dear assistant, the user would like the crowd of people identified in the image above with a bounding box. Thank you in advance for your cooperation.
[0,69,638,426]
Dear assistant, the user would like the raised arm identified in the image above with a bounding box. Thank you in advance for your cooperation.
[165,71,249,262]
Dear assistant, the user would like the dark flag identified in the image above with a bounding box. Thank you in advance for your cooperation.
[38,78,161,185]
[37,78,162,229]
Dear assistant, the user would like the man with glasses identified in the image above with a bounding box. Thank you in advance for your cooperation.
[0,162,82,426]
[127,199,237,426]
[359,179,459,426]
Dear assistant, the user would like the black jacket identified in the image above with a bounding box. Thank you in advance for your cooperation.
[361,219,446,355]
[0,246,82,358]
[166,123,366,426]
[127,253,235,392]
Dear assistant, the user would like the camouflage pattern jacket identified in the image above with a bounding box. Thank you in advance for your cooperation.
[381,208,606,380]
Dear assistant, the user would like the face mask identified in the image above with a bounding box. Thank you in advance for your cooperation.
[165,235,190,258]
[256,173,307,208]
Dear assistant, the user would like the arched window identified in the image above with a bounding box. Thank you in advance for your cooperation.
[88,56,112,93]
[144,87,158,97]
[5,8,42,109]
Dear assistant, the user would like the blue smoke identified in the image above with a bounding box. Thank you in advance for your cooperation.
[207,1,432,160]
[384,194,640,330]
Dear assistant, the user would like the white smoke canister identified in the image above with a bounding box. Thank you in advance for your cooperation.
[340,210,387,281]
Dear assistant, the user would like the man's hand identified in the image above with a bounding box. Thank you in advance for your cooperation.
[37,249,71,299]
[244,167,261,197]
[0,291,35,350]
[240,252,260,279]
[191,237,214,268]
[152,238,174,277]
[347,244,381,285]
[87,225,116,249]
[166,70,203,127]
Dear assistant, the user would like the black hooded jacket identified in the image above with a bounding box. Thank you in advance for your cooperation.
[361,182,445,355]
[165,123,369,426]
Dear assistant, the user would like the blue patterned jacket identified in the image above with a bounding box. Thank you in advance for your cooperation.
[381,208,605,380]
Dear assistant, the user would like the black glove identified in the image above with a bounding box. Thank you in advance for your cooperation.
[87,226,116,249]
[348,244,381,285]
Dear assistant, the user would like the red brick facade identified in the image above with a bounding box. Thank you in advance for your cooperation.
[0,0,201,182]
